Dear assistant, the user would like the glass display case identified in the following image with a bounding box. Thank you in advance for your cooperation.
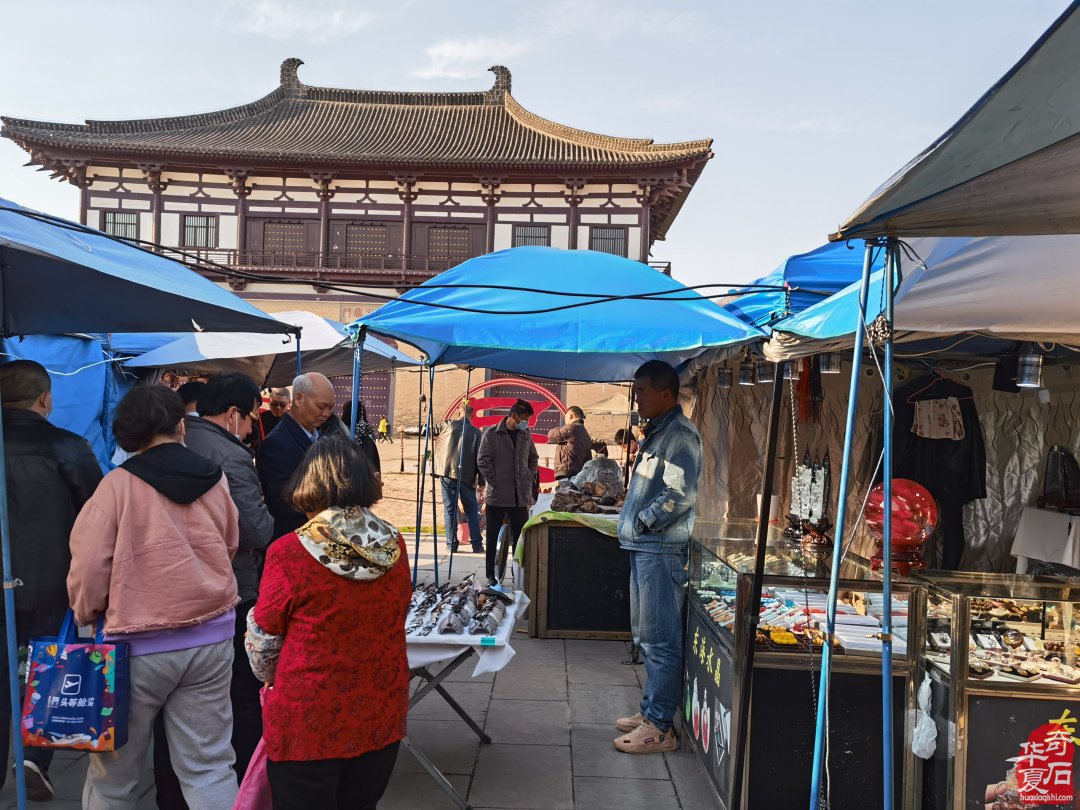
[913,571,1080,810]
[684,531,920,810]
[689,536,915,664]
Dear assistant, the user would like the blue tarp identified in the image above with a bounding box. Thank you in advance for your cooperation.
[0,335,134,471]
[723,242,884,330]
[0,198,289,336]
[355,247,764,382]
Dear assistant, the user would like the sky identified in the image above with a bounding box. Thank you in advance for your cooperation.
[0,0,1072,287]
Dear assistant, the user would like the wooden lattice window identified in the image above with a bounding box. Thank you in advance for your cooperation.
[181,215,218,248]
[100,211,138,241]
[512,224,551,247]
[589,226,627,257]
[428,226,472,261]
[345,223,389,256]
[263,221,306,254]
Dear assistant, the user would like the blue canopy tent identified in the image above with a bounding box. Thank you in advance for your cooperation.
[0,199,291,808]
[349,246,765,587]
[355,247,763,381]
[721,241,883,330]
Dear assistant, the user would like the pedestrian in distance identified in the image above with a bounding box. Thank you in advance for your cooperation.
[69,384,241,808]
[378,415,390,443]
[547,405,592,480]
[257,373,336,541]
[477,399,538,586]
[249,388,290,452]
[176,380,206,417]
[0,360,103,801]
[246,435,409,810]
[614,360,702,755]
[435,402,484,553]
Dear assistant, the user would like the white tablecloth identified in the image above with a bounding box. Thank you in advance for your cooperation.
[406,591,530,677]
[1010,506,1080,573]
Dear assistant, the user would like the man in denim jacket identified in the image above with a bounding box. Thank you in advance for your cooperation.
[614,360,701,754]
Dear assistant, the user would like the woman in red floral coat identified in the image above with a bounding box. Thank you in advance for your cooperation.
[246,436,410,810]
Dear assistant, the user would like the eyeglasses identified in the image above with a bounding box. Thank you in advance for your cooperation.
[268,401,287,411]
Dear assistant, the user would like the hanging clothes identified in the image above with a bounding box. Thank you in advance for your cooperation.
[891,375,987,570]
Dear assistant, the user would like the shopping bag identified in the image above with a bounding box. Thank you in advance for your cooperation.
[234,737,271,810]
[20,610,129,752]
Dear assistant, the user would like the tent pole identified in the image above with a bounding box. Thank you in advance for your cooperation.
[730,360,786,810]
[423,365,438,586]
[880,238,898,810]
[808,239,877,808]
[349,326,366,440]
[412,367,426,586]
[294,329,302,376]
[448,367,473,582]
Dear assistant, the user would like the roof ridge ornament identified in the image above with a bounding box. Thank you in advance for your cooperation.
[485,65,511,104]
[280,58,306,97]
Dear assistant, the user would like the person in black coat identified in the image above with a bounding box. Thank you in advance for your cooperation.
[0,360,102,800]
[257,373,337,540]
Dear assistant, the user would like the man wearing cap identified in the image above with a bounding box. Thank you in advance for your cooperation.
[477,399,538,586]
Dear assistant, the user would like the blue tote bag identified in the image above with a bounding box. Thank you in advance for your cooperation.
[20,610,130,751]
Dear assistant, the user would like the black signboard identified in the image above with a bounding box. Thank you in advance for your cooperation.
[684,605,735,809]
[545,525,631,634]
[966,694,1080,809]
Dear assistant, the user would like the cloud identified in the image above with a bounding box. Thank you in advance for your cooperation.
[225,0,375,44]
[414,38,533,80]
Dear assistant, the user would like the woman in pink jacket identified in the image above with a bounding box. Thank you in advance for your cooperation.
[69,385,241,810]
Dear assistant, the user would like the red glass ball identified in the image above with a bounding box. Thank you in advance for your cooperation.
[865,479,938,544]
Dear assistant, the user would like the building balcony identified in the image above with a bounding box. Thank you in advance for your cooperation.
[170,248,671,290]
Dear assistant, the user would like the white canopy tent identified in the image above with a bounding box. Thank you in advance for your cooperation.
[765,234,1080,361]
[834,1,1080,239]
[124,310,415,385]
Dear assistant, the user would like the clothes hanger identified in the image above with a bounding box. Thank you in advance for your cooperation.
[904,362,974,404]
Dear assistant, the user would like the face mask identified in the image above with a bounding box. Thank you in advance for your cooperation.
[517,420,530,432]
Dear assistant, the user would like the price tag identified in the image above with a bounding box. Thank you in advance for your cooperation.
[480,637,496,646]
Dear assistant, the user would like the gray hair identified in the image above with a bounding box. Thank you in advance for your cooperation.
[269,387,290,400]
[291,374,315,399]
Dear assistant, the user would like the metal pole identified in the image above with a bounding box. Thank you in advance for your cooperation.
[294,328,302,376]
[880,239,898,810]
[730,361,786,810]
[0,408,28,809]
[349,326,366,441]
[428,366,440,586]
[808,240,878,808]
[412,368,426,586]
[448,368,473,582]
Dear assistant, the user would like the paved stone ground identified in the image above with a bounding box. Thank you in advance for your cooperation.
[1,544,719,810]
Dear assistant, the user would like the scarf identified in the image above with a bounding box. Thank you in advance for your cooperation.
[295,506,401,581]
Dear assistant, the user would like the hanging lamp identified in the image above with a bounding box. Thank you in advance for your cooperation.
[1017,345,1044,389]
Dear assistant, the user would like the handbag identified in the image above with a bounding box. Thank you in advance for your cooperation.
[1039,445,1080,510]
[233,688,272,810]
[21,609,129,752]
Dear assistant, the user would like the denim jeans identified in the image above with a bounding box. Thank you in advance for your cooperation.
[440,477,483,549]
[629,549,688,732]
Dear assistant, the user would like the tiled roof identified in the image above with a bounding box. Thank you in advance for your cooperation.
[1,60,712,172]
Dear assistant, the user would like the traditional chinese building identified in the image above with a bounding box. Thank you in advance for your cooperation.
[3,59,712,428]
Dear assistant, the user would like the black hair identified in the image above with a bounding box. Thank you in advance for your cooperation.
[114,385,185,452]
[567,405,585,420]
[198,373,261,418]
[0,360,51,408]
[614,428,629,445]
[510,398,534,417]
[286,434,378,514]
[176,380,207,410]
[633,360,679,398]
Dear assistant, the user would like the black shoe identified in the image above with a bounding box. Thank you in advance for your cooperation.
[471,545,485,553]
[21,761,54,802]
[487,577,498,587]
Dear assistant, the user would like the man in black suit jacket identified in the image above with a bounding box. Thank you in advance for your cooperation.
[257,372,337,540]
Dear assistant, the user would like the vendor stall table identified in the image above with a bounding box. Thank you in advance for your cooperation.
[404,592,529,810]
[518,511,630,640]
[686,535,919,810]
